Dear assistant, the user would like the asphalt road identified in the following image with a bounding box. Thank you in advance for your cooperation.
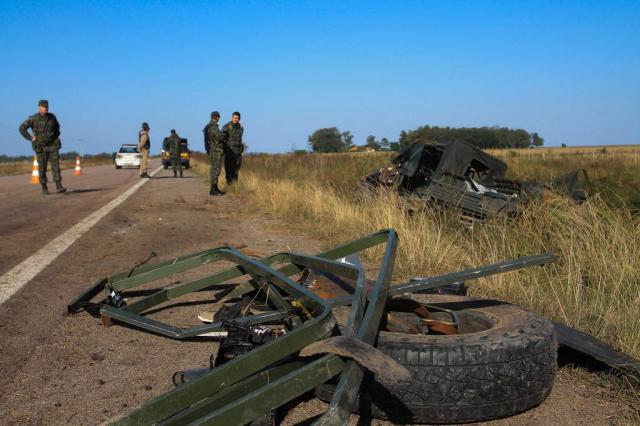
[0,162,158,277]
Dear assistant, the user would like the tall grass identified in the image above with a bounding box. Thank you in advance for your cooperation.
[192,150,640,361]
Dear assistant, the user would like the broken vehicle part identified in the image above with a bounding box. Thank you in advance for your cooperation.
[107,231,398,425]
[316,294,558,424]
[362,140,591,219]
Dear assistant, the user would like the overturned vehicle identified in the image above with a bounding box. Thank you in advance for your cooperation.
[363,141,591,219]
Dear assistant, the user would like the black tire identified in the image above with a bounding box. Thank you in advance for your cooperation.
[316,295,557,424]
[115,165,121,169]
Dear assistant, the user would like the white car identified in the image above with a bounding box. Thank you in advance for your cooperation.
[115,144,141,169]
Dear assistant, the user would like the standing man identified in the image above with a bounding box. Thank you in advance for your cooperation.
[203,111,225,196]
[167,129,183,178]
[19,100,66,194]
[138,122,151,178]
[222,111,244,185]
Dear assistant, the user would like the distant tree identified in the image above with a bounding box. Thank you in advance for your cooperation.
[397,125,544,149]
[308,127,353,152]
[531,133,544,147]
[389,141,400,151]
[561,143,567,148]
[365,135,381,150]
[380,137,390,149]
[341,131,354,149]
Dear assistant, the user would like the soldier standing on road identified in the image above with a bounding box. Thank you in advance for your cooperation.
[138,122,151,178]
[203,111,225,196]
[222,111,244,185]
[19,100,66,194]
[167,129,183,178]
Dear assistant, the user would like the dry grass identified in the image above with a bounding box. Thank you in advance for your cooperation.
[193,149,640,360]
[0,157,113,177]
[192,148,640,415]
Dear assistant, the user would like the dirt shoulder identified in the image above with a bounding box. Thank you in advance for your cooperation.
[0,168,635,425]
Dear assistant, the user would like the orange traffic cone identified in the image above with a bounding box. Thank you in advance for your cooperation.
[31,155,40,184]
[74,156,82,176]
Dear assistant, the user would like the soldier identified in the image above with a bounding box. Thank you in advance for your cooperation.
[222,111,244,185]
[19,100,66,194]
[167,129,183,178]
[138,122,151,178]
[203,111,225,196]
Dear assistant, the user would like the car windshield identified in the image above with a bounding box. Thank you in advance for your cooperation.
[119,146,138,153]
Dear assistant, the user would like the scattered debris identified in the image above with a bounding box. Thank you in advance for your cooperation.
[68,230,638,424]
[363,141,592,219]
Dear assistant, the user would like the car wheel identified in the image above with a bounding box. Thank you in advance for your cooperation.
[316,295,557,424]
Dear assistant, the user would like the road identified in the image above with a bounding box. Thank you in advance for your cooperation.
[0,163,634,424]
[0,162,159,278]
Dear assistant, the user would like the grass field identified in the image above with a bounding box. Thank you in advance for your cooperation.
[192,146,640,369]
[0,156,114,177]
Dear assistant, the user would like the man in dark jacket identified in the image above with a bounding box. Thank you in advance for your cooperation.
[222,111,244,185]
[167,129,183,178]
[19,100,66,194]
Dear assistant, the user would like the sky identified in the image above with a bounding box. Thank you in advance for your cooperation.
[0,0,639,156]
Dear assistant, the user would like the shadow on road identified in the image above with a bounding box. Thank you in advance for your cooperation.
[151,176,196,180]
[66,188,114,194]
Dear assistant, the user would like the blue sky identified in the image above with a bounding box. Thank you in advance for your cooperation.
[0,0,638,155]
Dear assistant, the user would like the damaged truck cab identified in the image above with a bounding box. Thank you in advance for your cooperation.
[364,140,590,220]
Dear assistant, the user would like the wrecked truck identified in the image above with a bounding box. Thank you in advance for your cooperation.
[363,141,591,219]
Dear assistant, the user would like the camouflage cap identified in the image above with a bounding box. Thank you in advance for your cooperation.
[38,99,49,107]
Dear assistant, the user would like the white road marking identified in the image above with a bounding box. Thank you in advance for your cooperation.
[0,165,163,305]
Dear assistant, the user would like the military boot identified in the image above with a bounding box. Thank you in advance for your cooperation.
[55,181,67,193]
[209,184,224,196]
[41,183,49,195]
[179,170,183,178]
[173,171,177,178]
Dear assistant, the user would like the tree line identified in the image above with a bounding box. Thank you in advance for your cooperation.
[308,125,544,153]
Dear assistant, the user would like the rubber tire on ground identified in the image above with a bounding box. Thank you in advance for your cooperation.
[115,165,121,169]
[316,295,557,424]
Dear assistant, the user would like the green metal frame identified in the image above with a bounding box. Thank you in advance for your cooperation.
[111,231,400,425]
[69,230,397,340]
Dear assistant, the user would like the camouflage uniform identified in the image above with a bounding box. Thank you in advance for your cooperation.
[222,121,244,184]
[19,112,62,184]
[167,133,183,177]
[204,120,224,186]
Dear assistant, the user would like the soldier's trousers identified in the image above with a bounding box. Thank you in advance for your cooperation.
[140,148,149,175]
[209,145,223,185]
[37,149,62,183]
[171,157,183,175]
[224,145,242,184]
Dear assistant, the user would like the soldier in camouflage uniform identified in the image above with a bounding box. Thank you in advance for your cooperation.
[222,111,244,185]
[203,111,225,196]
[167,129,183,178]
[19,100,66,194]
[138,122,151,178]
